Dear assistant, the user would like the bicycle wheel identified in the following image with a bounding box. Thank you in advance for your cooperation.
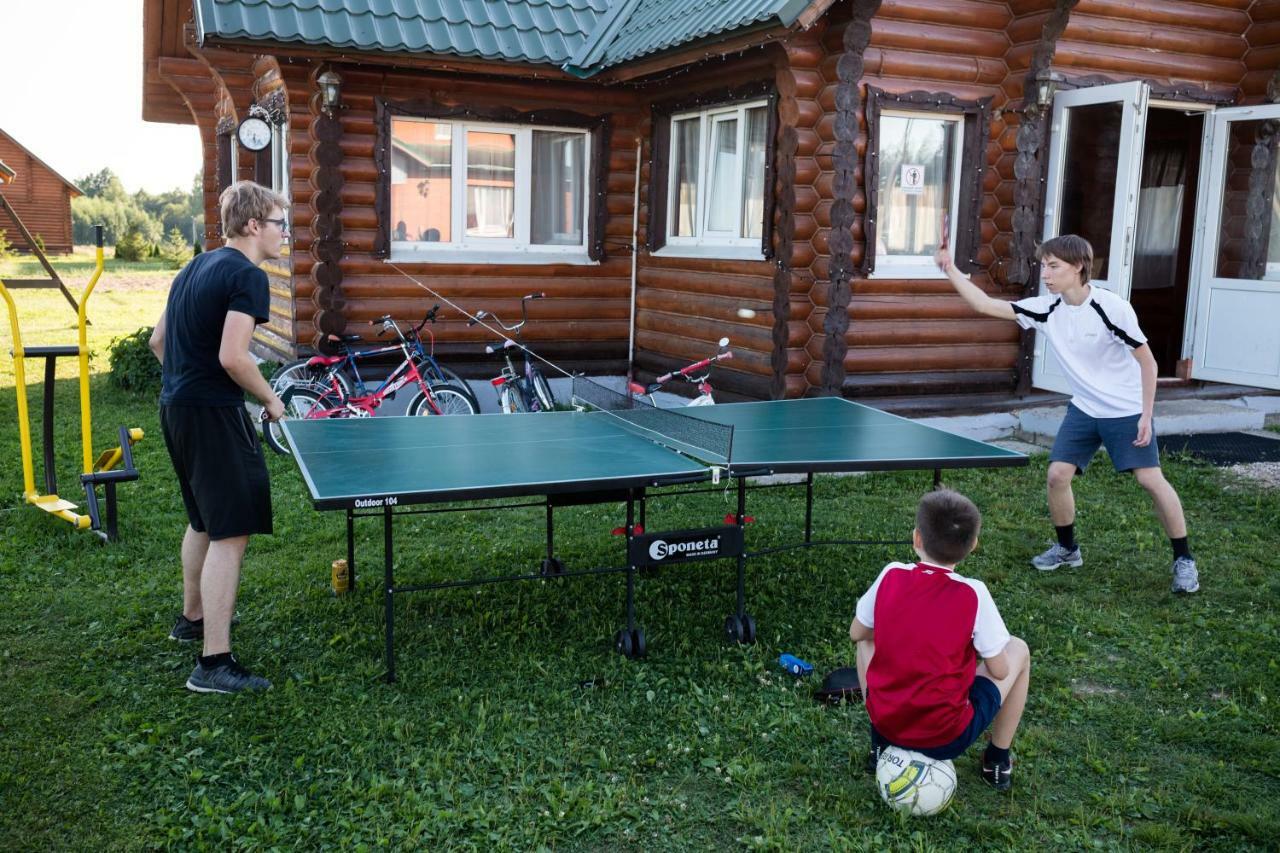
[271,359,352,397]
[264,387,328,456]
[531,370,557,412]
[497,382,528,414]
[407,383,479,417]
[424,363,480,411]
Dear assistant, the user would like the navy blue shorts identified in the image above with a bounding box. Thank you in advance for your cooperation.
[871,676,1002,761]
[1051,403,1160,473]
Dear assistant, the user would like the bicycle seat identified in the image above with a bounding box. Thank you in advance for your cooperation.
[307,354,344,367]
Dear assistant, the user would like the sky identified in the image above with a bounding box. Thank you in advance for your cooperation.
[0,0,202,195]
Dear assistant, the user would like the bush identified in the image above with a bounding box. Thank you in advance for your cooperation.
[157,227,191,269]
[114,230,151,262]
[108,327,162,393]
[0,229,12,260]
[32,233,46,254]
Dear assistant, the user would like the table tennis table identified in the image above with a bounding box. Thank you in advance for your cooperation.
[283,385,1026,680]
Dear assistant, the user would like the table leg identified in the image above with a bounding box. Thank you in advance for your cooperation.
[624,492,636,631]
[347,508,356,591]
[384,505,396,683]
[933,468,942,490]
[804,472,814,544]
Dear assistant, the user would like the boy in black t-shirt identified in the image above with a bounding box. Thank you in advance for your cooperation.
[149,181,287,693]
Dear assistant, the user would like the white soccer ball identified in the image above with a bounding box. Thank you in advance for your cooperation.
[875,746,957,816]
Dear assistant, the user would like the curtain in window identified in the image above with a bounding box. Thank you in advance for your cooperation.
[741,107,768,241]
[531,131,584,245]
[467,131,515,238]
[391,119,452,242]
[876,116,954,257]
[706,118,739,233]
[1132,142,1187,290]
[672,118,700,237]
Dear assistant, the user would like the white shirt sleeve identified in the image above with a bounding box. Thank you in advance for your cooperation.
[1010,294,1056,331]
[970,580,1011,659]
[854,563,901,629]
[1111,297,1148,347]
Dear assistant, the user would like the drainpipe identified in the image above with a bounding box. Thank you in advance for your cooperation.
[627,135,641,382]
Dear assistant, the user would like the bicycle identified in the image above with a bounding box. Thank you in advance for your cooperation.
[263,314,477,455]
[470,293,558,414]
[269,304,479,412]
[628,337,732,407]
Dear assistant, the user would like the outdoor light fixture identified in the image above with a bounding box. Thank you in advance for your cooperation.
[1035,76,1056,109]
[318,70,342,116]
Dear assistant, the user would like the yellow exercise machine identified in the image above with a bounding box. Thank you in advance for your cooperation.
[0,197,143,541]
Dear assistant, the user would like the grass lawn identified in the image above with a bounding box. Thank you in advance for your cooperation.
[1,276,1278,849]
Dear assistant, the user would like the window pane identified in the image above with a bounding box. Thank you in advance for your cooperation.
[467,130,515,239]
[706,118,739,233]
[672,117,700,237]
[531,131,585,246]
[391,119,451,242]
[1214,118,1280,281]
[875,116,955,258]
[1057,102,1122,279]
[741,107,768,240]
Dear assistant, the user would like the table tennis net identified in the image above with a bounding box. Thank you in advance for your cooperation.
[571,376,733,466]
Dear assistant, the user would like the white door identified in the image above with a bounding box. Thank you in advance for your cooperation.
[1033,82,1150,392]
[1188,104,1280,389]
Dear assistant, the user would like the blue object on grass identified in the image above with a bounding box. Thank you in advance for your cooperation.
[779,654,813,676]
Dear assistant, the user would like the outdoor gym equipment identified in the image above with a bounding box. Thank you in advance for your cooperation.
[0,216,142,541]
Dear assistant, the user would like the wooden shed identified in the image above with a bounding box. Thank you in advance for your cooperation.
[0,129,81,254]
[142,0,1280,403]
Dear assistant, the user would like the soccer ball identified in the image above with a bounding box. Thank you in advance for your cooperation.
[875,746,957,816]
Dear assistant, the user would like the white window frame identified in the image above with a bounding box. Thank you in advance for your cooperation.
[664,99,768,255]
[389,117,592,263]
[871,109,964,280]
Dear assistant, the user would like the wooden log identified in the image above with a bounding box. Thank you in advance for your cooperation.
[841,368,1016,396]
[1073,0,1252,35]
[1052,40,1246,83]
[1064,13,1247,59]
[843,343,1021,371]
[872,18,1011,59]
[840,318,1020,346]
[849,293,1011,320]
[877,0,1014,30]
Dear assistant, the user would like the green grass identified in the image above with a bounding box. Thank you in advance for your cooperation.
[0,245,180,278]
[1,285,1279,849]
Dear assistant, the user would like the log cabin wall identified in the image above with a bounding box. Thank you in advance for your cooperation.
[282,65,641,377]
[0,133,77,254]
[1243,0,1280,102]
[633,51,786,402]
[818,0,1023,400]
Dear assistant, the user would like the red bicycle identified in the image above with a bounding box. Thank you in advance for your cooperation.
[264,314,477,455]
[629,337,732,407]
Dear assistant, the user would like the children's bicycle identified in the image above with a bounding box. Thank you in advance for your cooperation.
[629,337,732,407]
[264,314,477,455]
[269,304,479,411]
[470,293,558,413]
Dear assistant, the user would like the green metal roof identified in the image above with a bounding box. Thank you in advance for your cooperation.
[194,0,814,75]
[194,0,610,66]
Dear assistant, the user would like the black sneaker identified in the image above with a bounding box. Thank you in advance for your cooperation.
[169,614,203,642]
[185,656,271,694]
[980,756,1013,792]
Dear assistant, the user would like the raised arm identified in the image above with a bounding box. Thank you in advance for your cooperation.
[935,247,1016,321]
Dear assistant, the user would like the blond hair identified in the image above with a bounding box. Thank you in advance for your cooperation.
[219,181,287,238]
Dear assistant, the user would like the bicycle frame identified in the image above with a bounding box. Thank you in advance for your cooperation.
[472,293,556,412]
[301,319,447,418]
[304,306,448,395]
[629,337,732,407]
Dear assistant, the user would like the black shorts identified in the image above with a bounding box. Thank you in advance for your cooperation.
[160,404,272,540]
[871,676,1003,761]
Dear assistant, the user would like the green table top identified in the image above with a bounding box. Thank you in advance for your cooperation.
[283,397,1025,509]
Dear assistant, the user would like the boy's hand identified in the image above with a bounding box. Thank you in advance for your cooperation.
[1134,414,1152,447]
[262,396,285,423]
[934,246,953,273]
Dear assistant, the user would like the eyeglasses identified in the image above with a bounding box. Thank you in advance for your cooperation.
[261,217,289,231]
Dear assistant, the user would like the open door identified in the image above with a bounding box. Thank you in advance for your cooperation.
[1033,82,1149,392]
[1188,105,1280,390]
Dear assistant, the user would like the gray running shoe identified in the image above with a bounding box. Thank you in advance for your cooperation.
[1030,542,1083,571]
[1171,556,1200,594]
[185,656,271,694]
[168,614,203,642]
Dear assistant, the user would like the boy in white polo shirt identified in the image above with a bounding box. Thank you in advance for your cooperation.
[935,234,1198,594]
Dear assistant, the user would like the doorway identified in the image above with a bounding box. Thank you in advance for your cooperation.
[1129,107,1204,377]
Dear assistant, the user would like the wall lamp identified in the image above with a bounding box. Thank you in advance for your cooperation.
[318,70,343,117]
